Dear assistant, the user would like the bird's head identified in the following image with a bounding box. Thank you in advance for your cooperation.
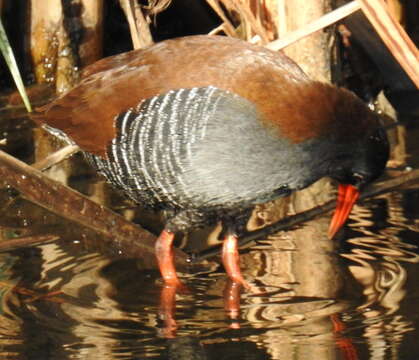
[328,124,389,239]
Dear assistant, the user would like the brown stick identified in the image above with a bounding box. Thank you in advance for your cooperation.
[229,0,270,43]
[205,0,237,38]
[266,1,361,50]
[119,0,154,49]
[0,150,188,269]
[32,144,80,171]
[357,0,419,88]
[0,235,59,252]
[194,169,419,262]
[79,0,104,67]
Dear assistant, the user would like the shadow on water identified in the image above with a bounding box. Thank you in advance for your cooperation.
[0,118,419,359]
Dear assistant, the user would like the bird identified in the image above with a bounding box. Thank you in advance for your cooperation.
[32,35,389,289]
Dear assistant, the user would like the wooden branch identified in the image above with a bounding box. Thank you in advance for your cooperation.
[357,0,419,88]
[229,0,270,43]
[120,0,141,49]
[266,1,361,50]
[0,235,59,252]
[205,0,237,38]
[0,150,188,269]
[276,0,287,37]
[208,23,237,38]
[32,144,80,171]
[79,0,104,67]
[119,0,153,49]
[193,169,419,262]
[266,0,419,88]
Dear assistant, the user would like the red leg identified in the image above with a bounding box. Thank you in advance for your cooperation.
[222,233,251,290]
[155,230,183,288]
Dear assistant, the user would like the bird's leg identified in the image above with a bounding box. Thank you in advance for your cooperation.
[155,230,183,288]
[221,229,251,290]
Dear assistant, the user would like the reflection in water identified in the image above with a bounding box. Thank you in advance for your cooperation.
[340,192,419,360]
[0,177,419,358]
[0,253,22,359]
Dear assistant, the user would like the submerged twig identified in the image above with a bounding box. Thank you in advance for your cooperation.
[0,149,188,269]
[193,169,419,262]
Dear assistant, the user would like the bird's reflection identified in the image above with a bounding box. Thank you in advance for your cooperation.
[158,284,178,338]
[223,279,243,329]
[158,278,246,337]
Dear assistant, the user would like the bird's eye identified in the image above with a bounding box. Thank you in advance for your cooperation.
[352,172,365,186]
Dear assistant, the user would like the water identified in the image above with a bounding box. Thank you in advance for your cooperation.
[0,121,418,359]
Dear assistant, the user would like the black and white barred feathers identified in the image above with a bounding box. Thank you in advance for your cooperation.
[87,86,224,210]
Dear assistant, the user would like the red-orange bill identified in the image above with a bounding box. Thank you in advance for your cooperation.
[328,184,360,239]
